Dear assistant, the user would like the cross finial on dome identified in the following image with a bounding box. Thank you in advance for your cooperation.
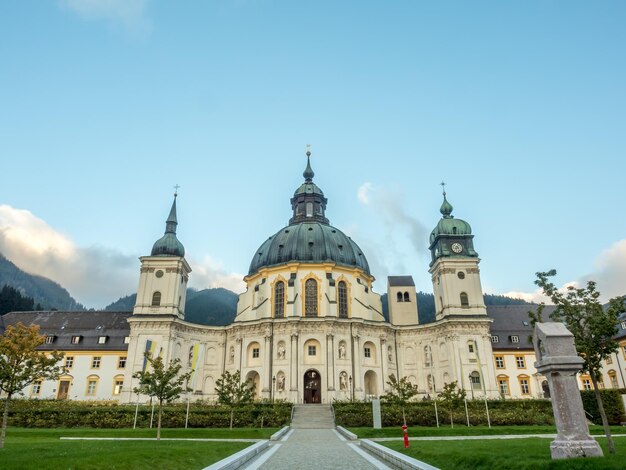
[303,144,314,182]
[439,182,453,218]
[174,184,180,197]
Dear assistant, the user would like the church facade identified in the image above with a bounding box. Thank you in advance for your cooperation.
[120,150,500,404]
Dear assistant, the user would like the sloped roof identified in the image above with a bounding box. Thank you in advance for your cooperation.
[487,304,555,350]
[0,311,131,351]
[388,276,415,287]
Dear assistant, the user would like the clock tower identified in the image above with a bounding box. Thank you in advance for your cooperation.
[133,193,191,319]
[428,187,486,320]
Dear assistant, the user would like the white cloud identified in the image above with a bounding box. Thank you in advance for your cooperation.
[59,0,152,36]
[0,204,136,308]
[0,204,246,308]
[357,182,372,205]
[188,255,246,294]
[498,239,626,304]
[355,182,429,257]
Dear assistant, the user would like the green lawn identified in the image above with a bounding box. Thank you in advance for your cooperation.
[381,436,626,470]
[0,427,279,470]
[349,424,626,438]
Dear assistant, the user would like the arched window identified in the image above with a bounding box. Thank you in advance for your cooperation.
[274,281,285,318]
[460,292,469,307]
[403,291,410,302]
[151,291,161,307]
[396,292,403,302]
[338,281,348,318]
[305,278,318,317]
[470,371,481,390]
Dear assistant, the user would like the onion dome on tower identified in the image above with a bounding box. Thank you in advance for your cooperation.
[428,184,477,265]
[151,192,185,257]
[248,146,370,276]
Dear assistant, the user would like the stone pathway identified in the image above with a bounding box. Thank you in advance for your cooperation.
[246,429,392,470]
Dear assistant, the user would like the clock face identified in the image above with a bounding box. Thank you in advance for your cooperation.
[451,243,463,254]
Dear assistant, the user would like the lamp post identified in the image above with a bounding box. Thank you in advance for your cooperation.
[349,375,353,402]
[272,376,276,403]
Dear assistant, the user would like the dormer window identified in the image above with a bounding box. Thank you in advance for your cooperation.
[71,336,81,344]
[98,336,108,344]
[45,335,55,344]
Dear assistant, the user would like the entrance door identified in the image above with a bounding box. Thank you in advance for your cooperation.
[57,380,70,399]
[303,370,321,404]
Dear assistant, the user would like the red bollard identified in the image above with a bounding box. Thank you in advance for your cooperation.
[402,424,409,448]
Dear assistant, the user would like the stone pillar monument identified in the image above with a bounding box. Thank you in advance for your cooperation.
[533,322,603,459]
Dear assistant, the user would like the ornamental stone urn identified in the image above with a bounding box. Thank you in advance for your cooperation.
[533,322,603,459]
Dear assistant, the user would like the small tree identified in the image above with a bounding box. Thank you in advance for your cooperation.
[215,370,255,429]
[133,353,192,440]
[437,381,466,428]
[0,322,64,449]
[531,269,624,454]
[382,374,419,425]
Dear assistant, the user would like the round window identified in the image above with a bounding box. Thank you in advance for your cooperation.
[155,270,164,278]
[457,271,465,280]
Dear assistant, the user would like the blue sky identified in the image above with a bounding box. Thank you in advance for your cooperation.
[1,1,625,308]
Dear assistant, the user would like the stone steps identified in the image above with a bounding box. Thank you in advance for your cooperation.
[290,404,335,429]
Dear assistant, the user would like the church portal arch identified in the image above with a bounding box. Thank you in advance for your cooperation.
[303,369,321,404]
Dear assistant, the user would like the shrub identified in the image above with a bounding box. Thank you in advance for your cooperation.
[6,399,292,429]
[580,389,625,425]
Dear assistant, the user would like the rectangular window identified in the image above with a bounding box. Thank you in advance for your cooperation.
[498,379,509,395]
[519,378,530,395]
[252,348,260,359]
[31,380,42,395]
[364,347,371,358]
[86,380,97,396]
[118,356,127,369]
[113,379,124,395]
[308,345,316,356]
[510,335,519,343]
[605,356,613,365]
[516,356,525,368]
[582,378,591,390]
[98,336,107,344]
[491,335,499,343]
[65,356,74,368]
[45,335,55,344]
[495,356,505,369]
[91,356,101,369]
[71,336,81,344]
[468,343,475,353]
[124,336,130,344]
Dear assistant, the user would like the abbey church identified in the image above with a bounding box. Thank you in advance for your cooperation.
[5,149,623,403]
[120,149,498,403]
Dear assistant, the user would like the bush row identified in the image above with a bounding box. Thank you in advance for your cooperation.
[334,390,626,427]
[7,400,292,429]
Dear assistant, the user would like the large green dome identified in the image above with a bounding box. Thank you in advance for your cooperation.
[248,149,370,276]
[248,222,370,275]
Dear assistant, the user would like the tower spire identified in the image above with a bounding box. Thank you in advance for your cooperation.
[439,181,453,218]
[165,188,178,234]
[303,144,314,182]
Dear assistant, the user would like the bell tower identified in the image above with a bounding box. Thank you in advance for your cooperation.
[428,185,486,320]
[133,191,191,319]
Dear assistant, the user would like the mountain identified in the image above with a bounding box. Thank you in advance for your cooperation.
[104,288,239,326]
[0,254,85,311]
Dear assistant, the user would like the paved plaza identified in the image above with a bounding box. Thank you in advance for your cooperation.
[246,428,392,470]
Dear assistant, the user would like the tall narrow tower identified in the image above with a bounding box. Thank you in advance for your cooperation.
[133,193,191,318]
[428,187,486,320]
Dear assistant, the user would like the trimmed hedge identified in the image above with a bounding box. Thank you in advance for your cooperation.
[334,390,626,427]
[580,389,626,425]
[333,399,555,427]
[6,399,292,429]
